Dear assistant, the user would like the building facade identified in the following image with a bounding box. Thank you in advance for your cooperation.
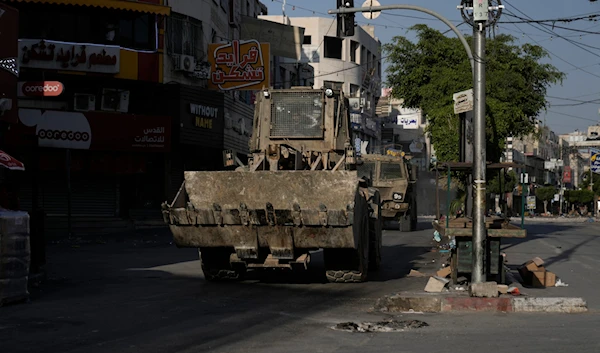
[376,88,431,171]
[4,0,172,223]
[161,0,268,201]
[505,121,560,186]
[1,0,270,231]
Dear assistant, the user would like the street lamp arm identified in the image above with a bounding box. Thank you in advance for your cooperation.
[328,5,475,74]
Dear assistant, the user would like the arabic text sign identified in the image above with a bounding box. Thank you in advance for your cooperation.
[397,113,419,129]
[453,88,473,114]
[592,148,600,174]
[208,39,270,91]
[18,39,120,74]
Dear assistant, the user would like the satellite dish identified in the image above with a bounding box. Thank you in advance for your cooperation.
[361,0,381,20]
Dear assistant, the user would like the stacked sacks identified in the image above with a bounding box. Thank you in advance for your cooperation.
[0,211,30,306]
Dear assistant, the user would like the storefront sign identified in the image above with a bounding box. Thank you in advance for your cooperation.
[18,39,120,74]
[0,3,19,124]
[10,108,170,152]
[190,103,219,129]
[208,39,270,91]
[563,166,572,184]
[18,81,64,97]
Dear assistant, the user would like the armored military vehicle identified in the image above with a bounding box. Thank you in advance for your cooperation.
[162,87,382,283]
[358,150,417,231]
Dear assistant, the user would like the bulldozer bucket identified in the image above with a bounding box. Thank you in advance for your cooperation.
[163,170,364,259]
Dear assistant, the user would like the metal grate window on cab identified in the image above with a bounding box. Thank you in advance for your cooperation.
[270,91,324,138]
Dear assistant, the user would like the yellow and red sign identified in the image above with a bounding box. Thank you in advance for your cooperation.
[208,39,269,91]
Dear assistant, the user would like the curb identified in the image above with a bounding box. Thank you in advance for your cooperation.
[375,294,588,313]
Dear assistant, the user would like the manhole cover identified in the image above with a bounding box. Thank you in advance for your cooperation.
[332,319,429,333]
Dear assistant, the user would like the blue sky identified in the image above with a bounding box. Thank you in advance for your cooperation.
[263,0,600,135]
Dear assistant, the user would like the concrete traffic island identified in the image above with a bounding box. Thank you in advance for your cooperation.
[374,290,588,314]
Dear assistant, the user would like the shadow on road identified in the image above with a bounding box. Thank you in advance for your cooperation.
[0,222,438,353]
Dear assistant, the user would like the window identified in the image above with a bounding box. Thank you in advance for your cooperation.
[381,162,404,180]
[350,40,359,63]
[324,36,342,59]
[119,13,154,50]
[168,13,204,59]
[324,81,344,91]
[350,84,360,98]
[303,35,312,45]
[19,5,156,50]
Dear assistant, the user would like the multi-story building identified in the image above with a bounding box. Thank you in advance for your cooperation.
[160,0,268,202]
[376,88,430,171]
[259,15,382,153]
[505,121,560,186]
[560,126,600,188]
[1,0,270,233]
[4,0,172,225]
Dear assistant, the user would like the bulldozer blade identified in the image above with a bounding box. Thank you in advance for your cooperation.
[164,170,364,252]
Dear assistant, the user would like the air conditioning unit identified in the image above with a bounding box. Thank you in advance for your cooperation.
[100,89,129,113]
[74,94,96,111]
[174,54,196,73]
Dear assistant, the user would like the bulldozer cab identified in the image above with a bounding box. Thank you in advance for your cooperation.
[242,87,356,172]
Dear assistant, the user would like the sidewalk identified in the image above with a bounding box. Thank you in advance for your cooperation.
[374,221,595,314]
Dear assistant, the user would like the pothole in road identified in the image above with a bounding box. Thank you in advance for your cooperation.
[332,319,429,333]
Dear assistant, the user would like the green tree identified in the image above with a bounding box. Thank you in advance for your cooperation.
[488,170,517,194]
[580,171,600,196]
[383,25,565,163]
[536,186,557,215]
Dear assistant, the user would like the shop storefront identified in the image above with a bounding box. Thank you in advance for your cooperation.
[5,108,171,218]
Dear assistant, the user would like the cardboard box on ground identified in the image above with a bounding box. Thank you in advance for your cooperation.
[518,257,556,288]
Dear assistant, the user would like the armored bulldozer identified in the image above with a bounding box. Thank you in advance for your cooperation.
[358,151,418,232]
[162,87,382,283]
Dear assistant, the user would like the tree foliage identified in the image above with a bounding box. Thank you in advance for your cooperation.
[383,25,565,163]
[536,186,557,202]
[566,189,594,204]
[488,170,517,194]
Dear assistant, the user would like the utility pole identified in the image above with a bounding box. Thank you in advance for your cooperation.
[458,0,503,283]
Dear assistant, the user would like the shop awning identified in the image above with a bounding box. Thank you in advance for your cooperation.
[0,150,25,171]
[6,0,171,16]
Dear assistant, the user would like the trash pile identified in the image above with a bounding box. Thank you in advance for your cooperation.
[517,256,567,288]
[0,211,31,306]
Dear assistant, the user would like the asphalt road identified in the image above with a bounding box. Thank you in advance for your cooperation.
[1,219,599,353]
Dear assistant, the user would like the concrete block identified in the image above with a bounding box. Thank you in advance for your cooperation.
[512,297,588,313]
[442,297,512,312]
[497,284,509,294]
[469,281,499,298]
[374,294,443,313]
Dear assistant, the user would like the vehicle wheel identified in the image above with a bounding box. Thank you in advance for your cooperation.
[199,247,245,281]
[325,195,369,283]
[368,189,382,271]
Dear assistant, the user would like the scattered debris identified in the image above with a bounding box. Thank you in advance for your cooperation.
[507,286,521,296]
[456,276,468,284]
[424,276,450,293]
[333,319,429,333]
[436,266,452,278]
[433,230,442,243]
[555,279,569,287]
[452,286,466,291]
[497,284,509,294]
[518,257,556,288]
[469,281,499,298]
[407,269,427,277]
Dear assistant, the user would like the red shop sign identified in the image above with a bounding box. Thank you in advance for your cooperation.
[19,81,64,97]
